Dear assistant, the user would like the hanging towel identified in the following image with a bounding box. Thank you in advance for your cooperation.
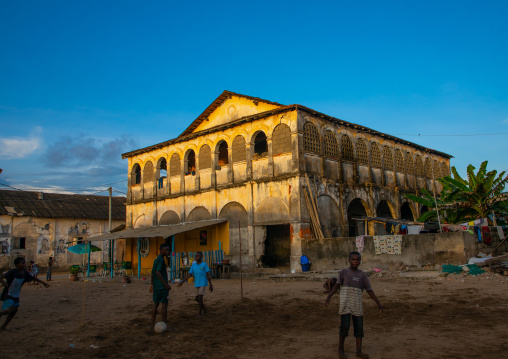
[373,235,402,255]
[400,225,408,234]
[373,236,387,254]
[497,226,505,240]
[473,226,482,243]
[385,222,393,235]
[355,235,366,253]
[481,227,492,245]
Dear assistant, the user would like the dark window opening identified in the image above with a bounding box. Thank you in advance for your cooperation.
[218,141,228,166]
[186,150,196,174]
[131,164,141,185]
[262,224,291,267]
[254,132,268,157]
[158,158,167,178]
[12,237,26,249]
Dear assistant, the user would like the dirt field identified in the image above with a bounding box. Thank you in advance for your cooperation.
[0,271,507,359]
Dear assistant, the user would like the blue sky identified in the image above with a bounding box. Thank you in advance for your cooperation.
[1,1,507,195]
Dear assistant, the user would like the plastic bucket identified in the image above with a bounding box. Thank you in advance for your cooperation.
[301,263,310,272]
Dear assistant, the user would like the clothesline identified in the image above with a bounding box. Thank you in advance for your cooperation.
[352,217,425,225]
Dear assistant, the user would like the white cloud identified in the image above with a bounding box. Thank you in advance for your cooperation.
[0,127,42,159]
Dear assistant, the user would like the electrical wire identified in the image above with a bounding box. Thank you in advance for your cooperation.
[391,133,508,137]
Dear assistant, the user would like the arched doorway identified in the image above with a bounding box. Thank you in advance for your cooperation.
[376,200,394,235]
[401,202,415,221]
[347,199,368,237]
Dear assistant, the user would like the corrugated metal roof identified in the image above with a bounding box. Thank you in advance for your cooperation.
[85,219,227,241]
[0,190,126,220]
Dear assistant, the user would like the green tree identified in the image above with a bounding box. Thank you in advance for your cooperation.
[405,161,508,224]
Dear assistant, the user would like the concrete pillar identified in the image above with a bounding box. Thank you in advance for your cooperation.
[290,222,306,272]
[267,137,274,177]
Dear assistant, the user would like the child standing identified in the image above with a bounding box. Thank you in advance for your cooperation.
[150,243,171,330]
[178,251,213,318]
[325,251,382,359]
[0,257,49,331]
[46,257,56,281]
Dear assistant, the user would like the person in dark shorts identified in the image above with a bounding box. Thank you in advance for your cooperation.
[178,251,213,318]
[150,243,171,330]
[325,252,382,359]
[1,257,49,331]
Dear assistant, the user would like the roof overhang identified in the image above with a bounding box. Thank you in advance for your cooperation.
[85,219,228,242]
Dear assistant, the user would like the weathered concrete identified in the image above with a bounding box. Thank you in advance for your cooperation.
[302,232,478,271]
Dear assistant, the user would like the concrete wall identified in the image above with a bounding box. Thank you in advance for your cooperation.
[302,232,479,271]
[0,215,124,270]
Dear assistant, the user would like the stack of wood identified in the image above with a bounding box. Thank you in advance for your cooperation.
[485,254,508,276]
[303,174,324,239]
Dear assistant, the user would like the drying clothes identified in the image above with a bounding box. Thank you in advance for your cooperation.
[400,225,408,234]
[407,225,423,235]
[481,227,492,245]
[385,222,394,235]
[355,235,366,253]
[473,226,482,243]
[496,226,505,240]
[373,235,402,255]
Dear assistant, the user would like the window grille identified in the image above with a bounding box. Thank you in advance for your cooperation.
[303,122,321,155]
[324,131,339,158]
[341,135,354,162]
[415,155,424,176]
[433,160,442,178]
[199,145,211,169]
[143,161,154,182]
[405,152,414,175]
[383,146,393,170]
[356,139,368,164]
[395,149,405,172]
[441,162,450,176]
[424,158,432,178]
[232,136,246,163]
[170,153,181,176]
[371,143,382,167]
[272,124,292,155]
[139,238,150,257]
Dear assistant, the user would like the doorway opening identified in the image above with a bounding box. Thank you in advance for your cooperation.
[262,224,290,267]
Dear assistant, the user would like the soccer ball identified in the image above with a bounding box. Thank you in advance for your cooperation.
[154,321,167,333]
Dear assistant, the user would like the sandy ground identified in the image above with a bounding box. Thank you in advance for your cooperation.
[0,271,507,359]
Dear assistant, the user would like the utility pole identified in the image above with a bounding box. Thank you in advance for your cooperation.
[109,187,113,278]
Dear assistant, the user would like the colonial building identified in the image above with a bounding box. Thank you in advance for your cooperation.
[0,190,125,269]
[122,91,451,271]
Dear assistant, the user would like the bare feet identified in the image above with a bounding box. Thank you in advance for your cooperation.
[339,352,347,359]
[356,352,369,359]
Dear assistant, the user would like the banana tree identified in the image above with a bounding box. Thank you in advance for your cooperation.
[405,161,508,224]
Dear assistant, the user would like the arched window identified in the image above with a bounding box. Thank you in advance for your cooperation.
[157,158,167,178]
[415,155,424,176]
[139,238,150,257]
[170,153,180,177]
[383,146,394,170]
[395,149,404,172]
[232,136,246,163]
[356,139,368,164]
[217,141,228,166]
[131,163,141,185]
[185,150,196,174]
[424,158,432,178]
[341,135,354,162]
[143,161,154,183]
[371,143,382,168]
[433,159,442,178]
[272,124,291,155]
[324,131,339,158]
[441,162,450,177]
[199,145,211,170]
[303,122,321,155]
[405,152,414,175]
[253,132,268,157]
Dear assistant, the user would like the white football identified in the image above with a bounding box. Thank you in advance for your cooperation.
[154,321,167,333]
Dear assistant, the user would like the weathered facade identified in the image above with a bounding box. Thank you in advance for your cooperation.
[123,91,452,271]
[0,190,125,270]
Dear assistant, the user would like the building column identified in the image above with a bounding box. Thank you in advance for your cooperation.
[267,137,274,177]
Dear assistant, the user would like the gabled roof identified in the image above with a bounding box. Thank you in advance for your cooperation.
[177,90,285,138]
[122,91,452,159]
[0,190,126,220]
